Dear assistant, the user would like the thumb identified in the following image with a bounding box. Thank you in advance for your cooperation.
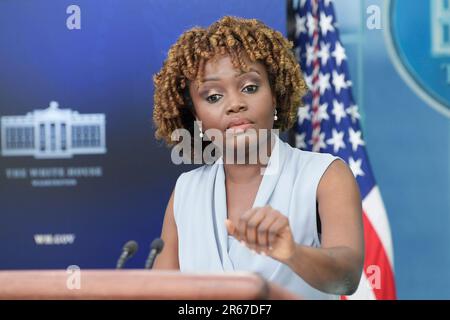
[225,219,236,236]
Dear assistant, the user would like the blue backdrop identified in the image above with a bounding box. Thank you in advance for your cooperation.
[0,1,285,270]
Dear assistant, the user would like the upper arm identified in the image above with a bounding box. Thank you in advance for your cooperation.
[153,188,180,270]
[317,159,364,265]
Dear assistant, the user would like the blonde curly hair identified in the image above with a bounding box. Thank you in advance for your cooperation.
[152,15,308,148]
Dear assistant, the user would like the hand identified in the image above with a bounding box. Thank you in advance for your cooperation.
[225,205,296,263]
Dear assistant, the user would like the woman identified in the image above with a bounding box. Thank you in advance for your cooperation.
[152,16,364,299]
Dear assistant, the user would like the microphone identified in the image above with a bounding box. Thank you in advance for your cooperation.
[144,238,164,269]
[116,240,138,269]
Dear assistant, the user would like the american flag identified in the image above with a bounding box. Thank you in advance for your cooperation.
[291,0,396,299]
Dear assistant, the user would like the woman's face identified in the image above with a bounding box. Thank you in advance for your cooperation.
[188,53,276,157]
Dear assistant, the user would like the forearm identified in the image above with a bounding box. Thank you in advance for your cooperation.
[282,244,363,296]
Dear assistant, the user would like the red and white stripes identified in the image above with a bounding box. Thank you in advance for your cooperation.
[347,186,397,299]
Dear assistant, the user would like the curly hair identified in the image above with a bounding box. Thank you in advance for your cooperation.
[152,15,308,147]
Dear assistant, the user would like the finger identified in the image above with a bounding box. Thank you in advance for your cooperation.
[256,211,278,249]
[236,207,259,244]
[268,216,289,248]
[225,219,236,237]
[246,208,269,250]
[249,206,274,252]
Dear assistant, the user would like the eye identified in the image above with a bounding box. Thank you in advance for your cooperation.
[206,94,222,104]
[242,85,259,93]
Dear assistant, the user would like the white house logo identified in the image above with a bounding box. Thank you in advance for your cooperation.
[385,0,450,118]
[1,101,106,159]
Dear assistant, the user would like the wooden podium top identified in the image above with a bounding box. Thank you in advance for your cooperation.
[0,270,301,300]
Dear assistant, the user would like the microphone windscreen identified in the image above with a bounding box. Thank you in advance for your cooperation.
[123,240,139,257]
[150,238,164,253]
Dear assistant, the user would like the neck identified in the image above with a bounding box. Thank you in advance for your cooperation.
[223,163,264,184]
[223,135,276,184]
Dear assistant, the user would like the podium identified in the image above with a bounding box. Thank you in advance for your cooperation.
[0,270,300,300]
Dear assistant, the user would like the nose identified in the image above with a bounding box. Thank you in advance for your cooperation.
[225,94,247,115]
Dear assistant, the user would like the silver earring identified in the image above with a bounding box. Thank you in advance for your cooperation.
[274,108,278,121]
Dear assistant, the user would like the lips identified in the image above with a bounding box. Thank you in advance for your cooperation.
[226,118,253,134]
[227,118,252,129]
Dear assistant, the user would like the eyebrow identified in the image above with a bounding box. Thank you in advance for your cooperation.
[202,68,261,82]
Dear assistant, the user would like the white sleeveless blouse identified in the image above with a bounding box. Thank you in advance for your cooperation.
[173,134,341,299]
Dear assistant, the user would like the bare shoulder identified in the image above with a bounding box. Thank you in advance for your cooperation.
[316,158,363,251]
[317,158,360,202]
